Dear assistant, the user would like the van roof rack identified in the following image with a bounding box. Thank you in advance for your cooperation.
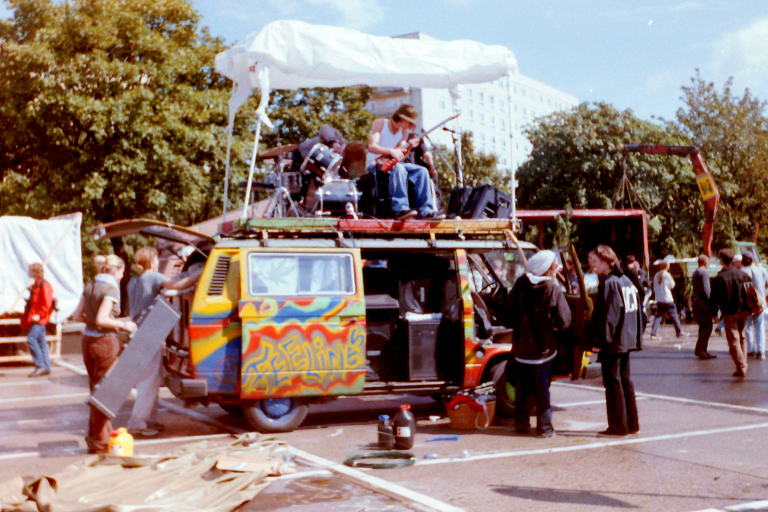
[217,217,525,249]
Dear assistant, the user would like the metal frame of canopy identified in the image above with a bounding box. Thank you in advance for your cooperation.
[214,20,519,221]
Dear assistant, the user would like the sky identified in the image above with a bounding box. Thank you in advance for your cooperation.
[1,1,766,122]
[187,0,768,123]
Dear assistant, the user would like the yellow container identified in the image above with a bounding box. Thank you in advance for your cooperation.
[108,427,134,456]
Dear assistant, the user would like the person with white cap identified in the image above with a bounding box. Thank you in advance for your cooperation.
[588,244,642,436]
[506,249,571,438]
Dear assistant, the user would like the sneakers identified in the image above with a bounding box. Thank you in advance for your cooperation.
[732,370,746,378]
[394,209,417,220]
[695,352,717,360]
[757,353,765,360]
[28,367,50,378]
[648,334,659,340]
[129,427,160,438]
[676,332,690,338]
[536,429,556,438]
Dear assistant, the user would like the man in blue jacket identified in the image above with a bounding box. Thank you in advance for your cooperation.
[589,245,642,436]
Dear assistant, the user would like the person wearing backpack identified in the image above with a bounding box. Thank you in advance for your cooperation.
[21,263,56,377]
[740,251,766,360]
[589,245,642,436]
[709,249,752,378]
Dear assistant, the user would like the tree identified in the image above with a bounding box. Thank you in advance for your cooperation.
[260,87,375,149]
[0,0,378,257]
[0,0,242,237]
[517,102,703,256]
[674,70,768,247]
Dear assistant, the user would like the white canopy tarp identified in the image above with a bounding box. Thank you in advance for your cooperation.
[0,213,83,320]
[215,19,518,120]
[214,20,519,217]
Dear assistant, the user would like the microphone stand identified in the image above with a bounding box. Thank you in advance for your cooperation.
[443,128,463,187]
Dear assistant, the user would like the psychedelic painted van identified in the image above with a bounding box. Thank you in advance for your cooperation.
[95,217,591,432]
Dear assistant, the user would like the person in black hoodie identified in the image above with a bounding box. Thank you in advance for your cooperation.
[709,248,751,378]
[508,250,571,438]
[589,245,642,436]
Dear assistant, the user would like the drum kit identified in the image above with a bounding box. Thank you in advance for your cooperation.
[256,141,363,218]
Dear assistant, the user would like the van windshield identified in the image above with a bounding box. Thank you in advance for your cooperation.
[247,252,355,296]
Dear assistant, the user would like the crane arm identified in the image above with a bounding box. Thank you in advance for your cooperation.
[623,144,719,257]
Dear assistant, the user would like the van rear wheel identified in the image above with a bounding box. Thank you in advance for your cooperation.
[242,398,309,433]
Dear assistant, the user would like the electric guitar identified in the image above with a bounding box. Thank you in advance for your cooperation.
[376,113,460,172]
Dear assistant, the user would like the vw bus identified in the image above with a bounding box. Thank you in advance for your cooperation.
[95,217,592,432]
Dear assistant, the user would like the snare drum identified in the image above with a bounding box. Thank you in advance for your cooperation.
[301,143,342,179]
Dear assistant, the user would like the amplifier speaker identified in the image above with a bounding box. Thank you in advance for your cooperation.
[448,185,512,219]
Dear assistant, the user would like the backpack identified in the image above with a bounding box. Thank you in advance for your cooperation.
[742,281,762,315]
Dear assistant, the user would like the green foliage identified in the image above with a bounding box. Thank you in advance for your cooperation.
[260,87,375,148]
[674,70,768,250]
[0,0,376,259]
[0,0,241,234]
[517,102,703,257]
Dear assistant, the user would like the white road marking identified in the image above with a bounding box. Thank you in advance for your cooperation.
[416,421,768,466]
[0,392,88,404]
[690,499,768,511]
[0,433,235,461]
[554,397,646,408]
[292,446,465,512]
[553,381,768,415]
[55,359,87,376]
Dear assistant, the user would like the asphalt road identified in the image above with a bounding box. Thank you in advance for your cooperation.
[1,324,767,512]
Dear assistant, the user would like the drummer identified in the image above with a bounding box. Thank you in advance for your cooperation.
[291,124,346,172]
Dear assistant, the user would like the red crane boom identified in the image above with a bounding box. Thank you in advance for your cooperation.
[623,144,719,257]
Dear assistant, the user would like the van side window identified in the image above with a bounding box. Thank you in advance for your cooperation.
[247,253,355,296]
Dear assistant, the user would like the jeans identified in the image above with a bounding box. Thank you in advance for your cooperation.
[514,359,554,434]
[373,162,435,216]
[651,302,683,336]
[27,323,51,371]
[745,311,765,355]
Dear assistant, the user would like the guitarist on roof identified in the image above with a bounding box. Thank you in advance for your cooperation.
[366,104,444,220]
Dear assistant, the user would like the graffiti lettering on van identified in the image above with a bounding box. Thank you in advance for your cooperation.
[240,322,366,397]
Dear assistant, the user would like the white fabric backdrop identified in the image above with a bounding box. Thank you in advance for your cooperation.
[0,213,83,320]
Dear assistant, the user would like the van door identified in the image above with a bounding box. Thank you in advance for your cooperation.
[556,246,593,379]
[238,248,366,399]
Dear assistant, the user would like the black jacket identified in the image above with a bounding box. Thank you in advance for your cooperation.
[592,267,642,354]
[709,266,751,316]
[691,267,711,313]
[509,274,571,362]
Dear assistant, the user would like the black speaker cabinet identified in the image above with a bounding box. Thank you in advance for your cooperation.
[407,318,440,380]
[462,184,512,219]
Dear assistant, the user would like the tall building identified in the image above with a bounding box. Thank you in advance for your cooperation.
[365,32,579,172]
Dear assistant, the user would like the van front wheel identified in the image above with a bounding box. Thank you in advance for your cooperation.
[242,398,309,433]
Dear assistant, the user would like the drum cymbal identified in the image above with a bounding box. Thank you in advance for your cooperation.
[259,143,298,160]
